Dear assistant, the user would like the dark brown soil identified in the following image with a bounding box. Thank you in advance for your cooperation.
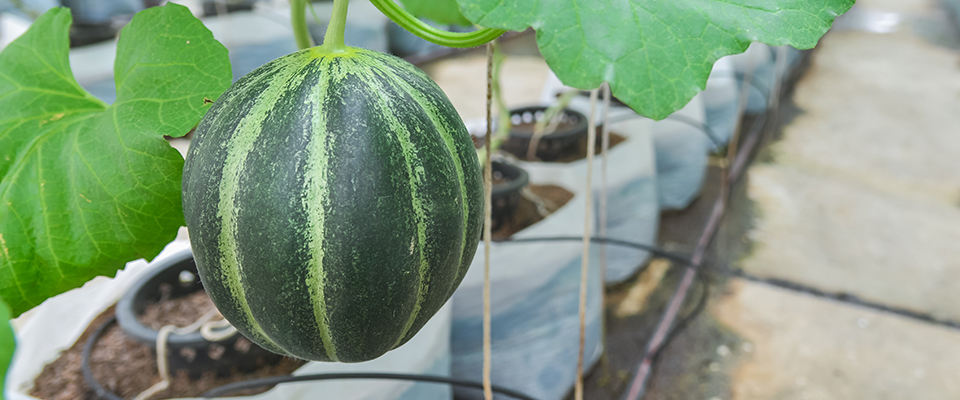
[492,184,574,240]
[139,289,218,330]
[510,118,579,135]
[554,130,627,163]
[502,126,627,163]
[30,303,306,400]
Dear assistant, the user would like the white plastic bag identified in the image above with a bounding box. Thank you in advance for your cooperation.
[7,239,453,400]
[540,71,709,211]
[452,108,658,399]
[703,57,739,149]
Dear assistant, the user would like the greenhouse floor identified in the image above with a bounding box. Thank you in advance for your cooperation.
[578,0,960,399]
[5,0,951,397]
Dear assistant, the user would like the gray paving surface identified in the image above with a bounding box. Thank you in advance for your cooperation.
[582,0,960,399]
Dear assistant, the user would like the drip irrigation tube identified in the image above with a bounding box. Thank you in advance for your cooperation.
[498,236,692,266]
[80,317,538,400]
[619,48,791,400]
[80,233,696,400]
[78,51,786,400]
[201,373,537,399]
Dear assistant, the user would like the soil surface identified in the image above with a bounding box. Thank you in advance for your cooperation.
[491,184,574,240]
[510,118,579,135]
[139,289,219,330]
[505,128,627,163]
[31,303,306,400]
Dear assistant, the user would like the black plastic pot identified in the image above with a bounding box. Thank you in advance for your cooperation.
[202,0,255,16]
[490,160,530,231]
[116,249,282,379]
[61,0,140,47]
[500,106,589,161]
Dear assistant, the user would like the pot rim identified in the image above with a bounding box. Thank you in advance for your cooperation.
[115,247,228,346]
[506,106,589,140]
[490,160,529,195]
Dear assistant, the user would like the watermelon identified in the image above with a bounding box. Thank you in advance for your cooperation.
[181,46,483,362]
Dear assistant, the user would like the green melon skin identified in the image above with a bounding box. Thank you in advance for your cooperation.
[181,46,483,363]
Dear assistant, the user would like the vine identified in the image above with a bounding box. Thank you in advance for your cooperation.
[369,0,505,48]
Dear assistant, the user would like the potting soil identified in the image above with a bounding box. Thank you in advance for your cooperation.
[29,306,306,400]
[492,184,574,240]
[138,290,219,331]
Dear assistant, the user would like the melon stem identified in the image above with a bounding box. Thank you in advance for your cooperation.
[291,0,350,53]
[320,0,350,53]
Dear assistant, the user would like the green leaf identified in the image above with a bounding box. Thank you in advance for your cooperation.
[399,0,472,26]
[0,4,231,316]
[457,0,854,119]
[0,299,13,396]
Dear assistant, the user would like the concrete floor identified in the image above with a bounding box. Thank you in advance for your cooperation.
[621,0,960,399]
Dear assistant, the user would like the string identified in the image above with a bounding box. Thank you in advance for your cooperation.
[133,308,236,400]
[575,88,600,400]
[482,40,495,400]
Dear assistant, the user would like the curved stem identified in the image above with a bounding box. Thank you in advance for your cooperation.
[369,0,506,48]
[319,0,350,53]
[291,0,313,49]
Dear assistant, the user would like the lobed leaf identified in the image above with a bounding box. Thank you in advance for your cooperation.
[0,4,231,316]
[457,0,855,119]
[0,298,12,396]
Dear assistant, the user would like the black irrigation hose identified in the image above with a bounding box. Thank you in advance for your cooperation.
[76,44,785,400]
[650,268,711,364]
[733,72,770,105]
[575,74,771,150]
[79,235,695,400]
[665,114,724,147]
[81,317,537,400]
[499,236,713,383]
[496,236,693,266]
[201,373,538,399]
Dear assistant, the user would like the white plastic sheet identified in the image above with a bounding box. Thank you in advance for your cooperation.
[7,239,453,400]
[647,97,710,210]
[703,57,740,149]
[540,72,710,211]
[724,43,802,115]
[453,109,658,399]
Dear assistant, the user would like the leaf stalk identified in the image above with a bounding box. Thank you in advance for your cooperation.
[368,0,506,48]
[291,0,313,50]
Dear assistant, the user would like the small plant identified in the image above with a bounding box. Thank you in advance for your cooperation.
[0,0,854,379]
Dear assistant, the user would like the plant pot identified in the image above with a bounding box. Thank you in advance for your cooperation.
[115,249,282,379]
[13,241,455,400]
[490,160,530,232]
[202,0,255,16]
[60,0,141,47]
[500,106,589,161]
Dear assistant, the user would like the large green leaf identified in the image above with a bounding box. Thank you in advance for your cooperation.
[399,0,472,26]
[457,0,854,119]
[0,4,231,316]
[0,299,13,396]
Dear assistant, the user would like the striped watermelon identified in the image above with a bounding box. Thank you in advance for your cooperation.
[181,47,483,362]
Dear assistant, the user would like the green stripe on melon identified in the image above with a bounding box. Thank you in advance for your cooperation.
[182,47,483,362]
